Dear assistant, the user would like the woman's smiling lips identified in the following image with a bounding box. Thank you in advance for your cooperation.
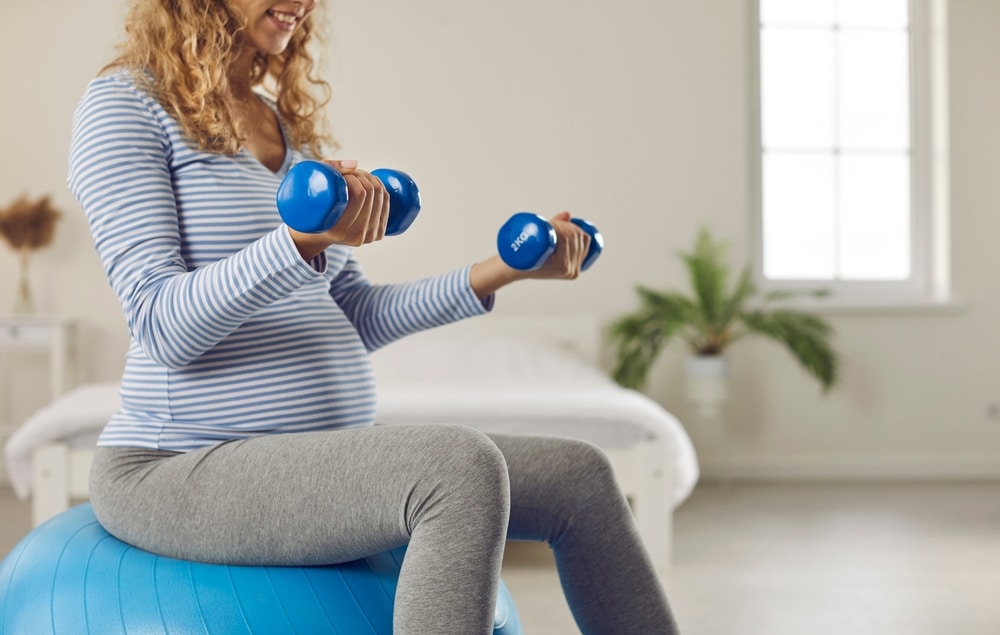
[266,8,301,32]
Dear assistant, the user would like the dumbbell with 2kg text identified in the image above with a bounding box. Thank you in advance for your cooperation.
[497,212,604,271]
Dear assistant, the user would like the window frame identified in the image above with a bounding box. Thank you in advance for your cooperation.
[749,0,950,307]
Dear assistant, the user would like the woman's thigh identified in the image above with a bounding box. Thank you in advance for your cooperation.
[89,423,509,566]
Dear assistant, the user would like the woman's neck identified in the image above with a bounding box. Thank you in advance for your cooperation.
[226,46,286,171]
[228,47,258,100]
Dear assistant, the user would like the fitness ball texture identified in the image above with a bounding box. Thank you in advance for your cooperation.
[0,503,523,634]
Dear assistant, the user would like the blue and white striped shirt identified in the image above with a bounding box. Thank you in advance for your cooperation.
[68,73,490,451]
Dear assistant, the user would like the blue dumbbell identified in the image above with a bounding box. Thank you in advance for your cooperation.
[276,160,421,235]
[497,212,604,271]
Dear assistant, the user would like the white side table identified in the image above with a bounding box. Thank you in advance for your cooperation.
[0,315,77,435]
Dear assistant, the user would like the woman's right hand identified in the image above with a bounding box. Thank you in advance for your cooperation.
[287,160,391,261]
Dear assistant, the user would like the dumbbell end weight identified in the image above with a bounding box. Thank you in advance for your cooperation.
[497,212,558,271]
[276,161,349,234]
[570,218,604,271]
[371,168,421,236]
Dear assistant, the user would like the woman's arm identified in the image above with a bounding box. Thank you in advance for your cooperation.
[326,212,591,351]
[327,256,490,352]
[68,75,323,369]
[469,211,591,298]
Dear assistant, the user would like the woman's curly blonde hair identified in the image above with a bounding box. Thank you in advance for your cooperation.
[105,0,334,157]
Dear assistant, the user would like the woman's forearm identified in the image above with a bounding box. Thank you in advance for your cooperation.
[468,255,527,300]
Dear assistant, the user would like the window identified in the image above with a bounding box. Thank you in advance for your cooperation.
[752,0,949,304]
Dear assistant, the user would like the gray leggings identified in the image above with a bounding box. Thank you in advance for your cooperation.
[90,424,677,634]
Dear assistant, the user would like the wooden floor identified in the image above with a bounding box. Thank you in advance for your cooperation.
[3,482,999,634]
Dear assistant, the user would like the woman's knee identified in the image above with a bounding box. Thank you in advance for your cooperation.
[444,426,509,493]
[404,425,511,529]
[555,438,617,486]
[535,438,624,512]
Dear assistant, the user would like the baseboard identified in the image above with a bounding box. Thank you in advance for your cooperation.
[698,456,1000,482]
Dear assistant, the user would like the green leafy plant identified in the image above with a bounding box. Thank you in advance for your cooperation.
[609,228,839,393]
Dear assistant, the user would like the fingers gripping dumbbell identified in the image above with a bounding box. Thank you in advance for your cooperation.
[276,160,421,235]
[497,212,604,271]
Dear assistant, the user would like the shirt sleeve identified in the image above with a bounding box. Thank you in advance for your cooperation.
[67,75,323,369]
[328,254,493,352]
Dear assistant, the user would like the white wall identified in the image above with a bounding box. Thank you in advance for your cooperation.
[1,0,997,479]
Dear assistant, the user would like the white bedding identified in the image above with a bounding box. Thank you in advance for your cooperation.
[4,330,699,507]
[370,332,699,505]
[5,382,114,499]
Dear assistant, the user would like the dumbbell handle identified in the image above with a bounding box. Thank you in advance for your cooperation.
[276,160,421,235]
[497,212,604,271]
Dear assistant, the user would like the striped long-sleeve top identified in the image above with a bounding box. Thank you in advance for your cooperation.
[67,72,490,452]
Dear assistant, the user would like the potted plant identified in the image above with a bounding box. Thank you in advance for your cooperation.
[608,228,838,417]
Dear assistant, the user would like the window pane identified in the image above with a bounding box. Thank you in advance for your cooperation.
[838,0,909,28]
[761,29,835,149]
[757,0,920,287]
[839,31,910,150]
[839,154,911,280]
[762,153,837,279]
[760,0,834,26]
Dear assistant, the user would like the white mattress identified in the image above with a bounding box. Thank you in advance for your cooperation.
[4,332,699,507]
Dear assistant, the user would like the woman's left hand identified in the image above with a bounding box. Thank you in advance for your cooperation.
[468,211,591,300]
[522,212,591,281]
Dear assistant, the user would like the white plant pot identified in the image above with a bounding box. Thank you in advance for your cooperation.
[684,355,729,418]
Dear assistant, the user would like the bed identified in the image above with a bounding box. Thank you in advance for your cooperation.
[4,315,698,573]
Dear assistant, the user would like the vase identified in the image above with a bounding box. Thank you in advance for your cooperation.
[683,355,729,419]
[14,249,34,314]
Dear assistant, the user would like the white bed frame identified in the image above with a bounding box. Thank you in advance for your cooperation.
[29,314,674,573]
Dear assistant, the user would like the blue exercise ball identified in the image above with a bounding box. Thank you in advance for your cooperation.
[0,503,523,634]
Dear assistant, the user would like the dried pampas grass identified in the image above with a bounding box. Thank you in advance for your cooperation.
[0,194,62,252]
[1,194,63,313]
